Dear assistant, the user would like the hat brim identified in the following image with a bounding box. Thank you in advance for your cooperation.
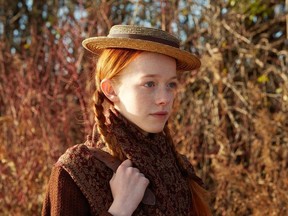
[82,37,201,71]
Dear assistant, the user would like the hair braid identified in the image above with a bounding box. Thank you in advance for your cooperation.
[93,90,107,141]
[92,48,142,160]
[164,124,211,216]
[93,89,126,160]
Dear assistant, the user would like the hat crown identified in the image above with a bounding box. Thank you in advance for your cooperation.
[108,25,180,47]
[82,25,201,71]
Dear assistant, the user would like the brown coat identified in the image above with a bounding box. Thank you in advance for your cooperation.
[42,109,203,215]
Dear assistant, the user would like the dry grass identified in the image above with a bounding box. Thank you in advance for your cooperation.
[0,1,287,215]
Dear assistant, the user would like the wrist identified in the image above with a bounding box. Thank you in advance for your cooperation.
[108,201,133,216]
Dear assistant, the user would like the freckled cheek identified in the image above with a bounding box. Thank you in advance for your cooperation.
[169,92,176,102]
[136,92,153,104]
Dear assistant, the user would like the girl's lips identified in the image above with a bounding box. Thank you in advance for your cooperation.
[150,111,169,116]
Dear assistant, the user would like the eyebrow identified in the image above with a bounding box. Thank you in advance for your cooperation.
[141,74,177,80]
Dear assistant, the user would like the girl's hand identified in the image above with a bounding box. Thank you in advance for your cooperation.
[108,159,149,216]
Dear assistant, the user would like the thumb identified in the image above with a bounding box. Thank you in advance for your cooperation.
[121,159,133,167]
[110,173,116,180]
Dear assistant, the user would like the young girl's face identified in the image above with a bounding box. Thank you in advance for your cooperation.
[112,52,177,133]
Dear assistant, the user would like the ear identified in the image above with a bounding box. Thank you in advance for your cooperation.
[100,79,119,103]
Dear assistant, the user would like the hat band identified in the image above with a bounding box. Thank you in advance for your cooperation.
[108,33,179,48]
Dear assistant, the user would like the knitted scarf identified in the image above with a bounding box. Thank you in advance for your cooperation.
[57,108,204,215]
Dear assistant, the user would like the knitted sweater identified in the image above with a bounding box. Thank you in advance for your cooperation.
[42,109,204,215]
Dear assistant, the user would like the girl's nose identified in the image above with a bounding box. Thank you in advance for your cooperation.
[155,88,174,106]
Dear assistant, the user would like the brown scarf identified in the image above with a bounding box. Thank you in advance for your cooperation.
[57,109,204,215]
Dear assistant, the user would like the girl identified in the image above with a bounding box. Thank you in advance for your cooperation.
[42,25,211,216]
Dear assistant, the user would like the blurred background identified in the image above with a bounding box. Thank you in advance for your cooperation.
[0,0,287,215]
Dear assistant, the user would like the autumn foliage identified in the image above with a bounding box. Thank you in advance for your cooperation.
[0,1,287,215]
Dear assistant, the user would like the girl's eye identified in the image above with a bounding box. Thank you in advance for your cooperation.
[168,82,178,89]
[144,81,155,88]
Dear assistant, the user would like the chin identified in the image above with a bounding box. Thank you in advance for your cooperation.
[144,126,165,134]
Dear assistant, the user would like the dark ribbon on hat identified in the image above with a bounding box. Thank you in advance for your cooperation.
[108,33,179,48]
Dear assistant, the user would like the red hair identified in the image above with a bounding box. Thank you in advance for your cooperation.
[95,48,142,91]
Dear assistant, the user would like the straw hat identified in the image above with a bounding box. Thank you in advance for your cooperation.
[82,25,201,71]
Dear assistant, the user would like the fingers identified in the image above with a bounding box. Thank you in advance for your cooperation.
[117,160,147,183]
[112,159,149,188]
[109,159,150,214]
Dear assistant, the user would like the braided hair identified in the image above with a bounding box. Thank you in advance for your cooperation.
[93,49,142,160]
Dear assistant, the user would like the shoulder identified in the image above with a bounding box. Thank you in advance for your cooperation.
[42,165,91,216]
[47,164,89,198]
[176,152,205,188]
[52,143,114,213]
[56,143,112,176]
[57,143,93,164]
[176,153,196,176]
